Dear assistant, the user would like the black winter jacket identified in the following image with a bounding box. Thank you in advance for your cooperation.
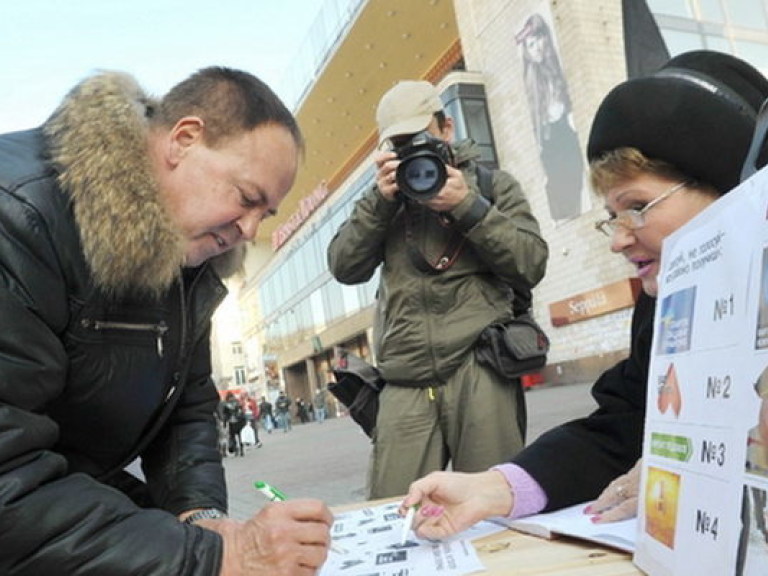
[0,73,238,574]
[513,292,656,511]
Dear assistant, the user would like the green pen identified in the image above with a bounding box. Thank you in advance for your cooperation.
[254,481,288,502]
[253,480,347,555]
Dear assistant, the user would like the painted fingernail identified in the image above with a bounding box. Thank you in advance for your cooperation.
[422,505,443,517]
[590,514,602,524]
[583,505,593,514]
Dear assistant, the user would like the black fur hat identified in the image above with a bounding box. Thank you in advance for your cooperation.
[587,50,768,193]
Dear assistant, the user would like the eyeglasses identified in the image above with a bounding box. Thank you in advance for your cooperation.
[594,181,689,237]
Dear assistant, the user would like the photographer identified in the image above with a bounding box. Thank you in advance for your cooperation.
[327,80,548,498]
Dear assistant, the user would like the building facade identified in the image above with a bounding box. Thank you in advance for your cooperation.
[212,0,768,408]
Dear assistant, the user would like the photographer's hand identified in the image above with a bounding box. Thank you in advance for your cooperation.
[424,165,468,212]
[374,151,400,201]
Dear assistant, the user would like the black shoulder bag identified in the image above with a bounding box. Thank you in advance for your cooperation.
[328,353,385,438]
[472,164,550,380]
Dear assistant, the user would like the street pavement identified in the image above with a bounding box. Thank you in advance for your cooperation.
[223,381,597,520]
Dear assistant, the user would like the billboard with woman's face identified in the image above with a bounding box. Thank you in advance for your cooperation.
[516,8,587,221]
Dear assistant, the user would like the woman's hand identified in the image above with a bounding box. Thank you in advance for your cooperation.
[585,459,642,524]
[399,470,513,540]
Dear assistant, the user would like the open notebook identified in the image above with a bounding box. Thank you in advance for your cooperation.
[491,502,637,553]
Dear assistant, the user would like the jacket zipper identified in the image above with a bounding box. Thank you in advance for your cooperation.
[80,319,169,358]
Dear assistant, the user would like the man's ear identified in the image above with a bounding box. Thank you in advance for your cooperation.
[442,116,455,144]
[168,117,205,166]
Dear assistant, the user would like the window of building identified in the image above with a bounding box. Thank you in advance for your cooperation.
[442,82,499,168]
[663,28,706,53]
[310,289,326,327]
[652,0,768,74]
[648,0,693,18]
[727,0,767,29]
[322,280,345,323]
[735,39,768,72]
[698,0,725,22]
[234,366,246,386]
[232,341,243,356]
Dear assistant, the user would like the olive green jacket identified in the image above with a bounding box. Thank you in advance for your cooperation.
[327,140,548,386]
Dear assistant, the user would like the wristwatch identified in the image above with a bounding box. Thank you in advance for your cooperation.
[183,508,228,524]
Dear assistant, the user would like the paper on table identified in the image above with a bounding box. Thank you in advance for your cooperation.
[491,502,637,553]
[320,501,489,576]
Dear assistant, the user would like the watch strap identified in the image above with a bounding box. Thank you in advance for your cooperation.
[183,508,228,524]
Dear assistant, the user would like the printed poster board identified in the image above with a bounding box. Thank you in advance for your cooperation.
[635,167,768,575]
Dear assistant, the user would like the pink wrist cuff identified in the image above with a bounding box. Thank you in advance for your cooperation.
[491,463,548,518]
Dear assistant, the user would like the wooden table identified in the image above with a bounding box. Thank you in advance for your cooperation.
[333,499,645,575]
[468,528,643,575]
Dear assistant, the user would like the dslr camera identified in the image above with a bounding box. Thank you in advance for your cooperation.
[394,131,455,201]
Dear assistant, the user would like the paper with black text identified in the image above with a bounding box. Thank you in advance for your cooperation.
[320,500,499,576]
[635,165,768,576]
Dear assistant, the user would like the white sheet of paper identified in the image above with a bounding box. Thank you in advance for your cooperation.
[320,501,490,576]
[634,164,768,576]
[492,502,637,553]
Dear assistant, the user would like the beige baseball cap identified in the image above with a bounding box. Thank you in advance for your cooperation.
[376,80,443,144]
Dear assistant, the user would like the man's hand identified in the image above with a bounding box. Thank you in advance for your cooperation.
[374,151,468,211]
[197,499,333,576]
[374,150,400,201]
[423,165,469,212]
[585,459,642,524]
[398,470,513,540]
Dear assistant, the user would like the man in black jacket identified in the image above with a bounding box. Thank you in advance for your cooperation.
[0,68,332,574]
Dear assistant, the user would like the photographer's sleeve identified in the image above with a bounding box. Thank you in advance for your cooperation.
[452,168,548,289]
[327,186,400,284]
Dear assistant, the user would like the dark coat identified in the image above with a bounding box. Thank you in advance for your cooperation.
[513,293,655,511]
[0,73,240,574]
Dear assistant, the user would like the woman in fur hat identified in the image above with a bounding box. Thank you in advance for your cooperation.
[0,68,332,574]
[397,50,768,538]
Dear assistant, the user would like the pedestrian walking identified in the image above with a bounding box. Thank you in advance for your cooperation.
[242,394,262,448]
[314,386,328,423]
[296,398,310,424]
[259,395,275,433]
[275,391,293,432]
[221,392,246,457]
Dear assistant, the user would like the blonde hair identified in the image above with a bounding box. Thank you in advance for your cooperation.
[589,147,695,197]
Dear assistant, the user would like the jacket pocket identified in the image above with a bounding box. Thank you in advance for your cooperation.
[78,318,169,358]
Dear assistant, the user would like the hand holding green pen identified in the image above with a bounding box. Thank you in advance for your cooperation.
[255,480,347,555]
[186,485,333,574]
[254,480,287,502]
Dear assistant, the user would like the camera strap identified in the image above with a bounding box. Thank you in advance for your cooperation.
[404,207,465,274]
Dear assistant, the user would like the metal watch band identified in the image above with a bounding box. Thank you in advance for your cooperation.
[183,508,228,524]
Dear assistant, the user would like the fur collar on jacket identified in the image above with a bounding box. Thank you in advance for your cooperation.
[43,71,243,298]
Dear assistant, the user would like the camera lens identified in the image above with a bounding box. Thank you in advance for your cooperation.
[397,154,446,200]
